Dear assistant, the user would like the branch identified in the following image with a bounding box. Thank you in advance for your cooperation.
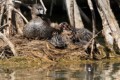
[40,0,47,14]
[0,2,5,26]
[0,23,8,31]
[84,30,102,50]
[0,32,18,56]
[13,8,28,23]
[87,0,96,58]
[12,0,32,10]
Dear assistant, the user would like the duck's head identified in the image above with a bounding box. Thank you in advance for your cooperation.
[31,3,45,17]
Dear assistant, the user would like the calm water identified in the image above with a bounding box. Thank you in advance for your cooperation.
[0,61,120,80]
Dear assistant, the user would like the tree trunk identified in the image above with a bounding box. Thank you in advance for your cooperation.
[65,0,84,29]
[95,0,120,55]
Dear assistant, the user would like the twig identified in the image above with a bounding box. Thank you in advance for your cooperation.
[12,0,32,10]
[0,51,5,59]
[40,0,47,14]
[0,32,18,56]
[0,23,8,31]
[84,30,102,50]
[0,2,5,26]
[87,0,96,58]
[10,71,16,80]
[13,8,28,23]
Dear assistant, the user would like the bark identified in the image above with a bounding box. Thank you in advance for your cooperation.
[5,0,13,37]
[0,2,5,26]
[65,0,84,29]
[95,0,120,51]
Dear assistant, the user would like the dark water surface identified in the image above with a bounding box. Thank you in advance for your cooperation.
[0,61,120,80]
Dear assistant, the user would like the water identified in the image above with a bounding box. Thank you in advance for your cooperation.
[0,61,120,80]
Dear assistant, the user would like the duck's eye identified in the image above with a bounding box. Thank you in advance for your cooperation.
[38,8,42,10]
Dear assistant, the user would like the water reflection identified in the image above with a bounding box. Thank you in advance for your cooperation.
[0,61,120,80]
[86,64,94,80]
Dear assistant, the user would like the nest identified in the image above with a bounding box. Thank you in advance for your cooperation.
[0,35,88,61]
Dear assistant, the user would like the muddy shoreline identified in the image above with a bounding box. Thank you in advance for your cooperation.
[0,55,120,69]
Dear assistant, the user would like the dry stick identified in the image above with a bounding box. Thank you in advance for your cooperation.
[0,50,5,58]
[0,2,5,26]
[87,0,96,59]
[10,71,16,80]
[6,0,14,36]
[13,0,32,10]
[0,23,8,30]
[40,0,47,14]
[13,8,28,23]
[0,32,17,56]
[84,30,102,50]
